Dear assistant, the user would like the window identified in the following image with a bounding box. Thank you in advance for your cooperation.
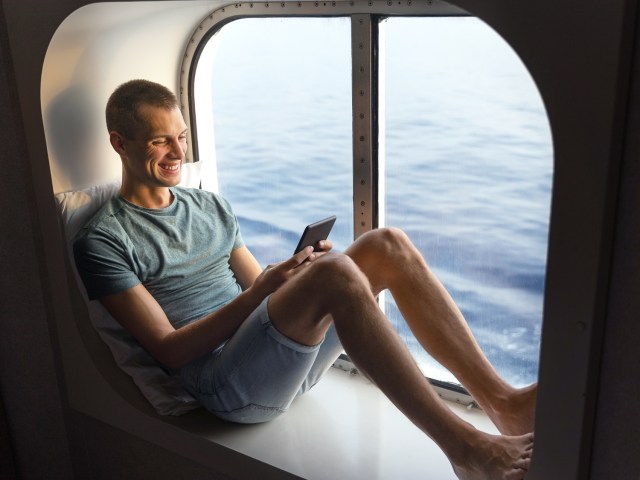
[380,17,551,387]
[188,4,551,389]
[193,17,353,264]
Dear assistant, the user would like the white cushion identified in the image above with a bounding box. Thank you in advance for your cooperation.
[55,166,203,416]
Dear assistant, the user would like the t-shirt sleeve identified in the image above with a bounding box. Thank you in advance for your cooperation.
[214,193,245,250]
[232,219,245,250]
[73,229,142,300]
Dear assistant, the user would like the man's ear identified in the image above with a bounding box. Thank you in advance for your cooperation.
[110,131,127,156]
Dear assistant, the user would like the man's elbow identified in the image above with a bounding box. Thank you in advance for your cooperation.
[150,339,192,370]
[158,354,189,370]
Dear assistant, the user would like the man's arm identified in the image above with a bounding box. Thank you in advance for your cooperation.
[100,282,261,369]
[100,246,315,369]
[229,246,263,290]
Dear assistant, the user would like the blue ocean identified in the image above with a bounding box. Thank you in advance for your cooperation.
[200,16,551,387]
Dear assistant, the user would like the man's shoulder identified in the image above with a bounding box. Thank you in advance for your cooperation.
[73,196,127,245]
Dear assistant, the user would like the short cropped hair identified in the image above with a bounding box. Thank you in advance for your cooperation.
[106,79,179,139]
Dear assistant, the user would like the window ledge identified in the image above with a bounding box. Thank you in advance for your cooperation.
[167,367,497,479]
[61,303,497,479]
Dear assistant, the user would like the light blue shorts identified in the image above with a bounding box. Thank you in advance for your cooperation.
[178,296,343,423]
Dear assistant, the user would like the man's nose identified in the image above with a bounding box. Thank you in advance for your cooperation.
[168,137,185,158]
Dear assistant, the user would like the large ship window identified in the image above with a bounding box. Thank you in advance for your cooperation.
[187,3,552,390]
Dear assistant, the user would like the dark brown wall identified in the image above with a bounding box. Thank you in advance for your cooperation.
[0,2,74,478]
[590,3,640,477]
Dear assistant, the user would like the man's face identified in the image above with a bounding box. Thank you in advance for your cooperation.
[120,105,188,188]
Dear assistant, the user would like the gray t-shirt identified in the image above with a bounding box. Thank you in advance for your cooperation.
[73,187,245,329]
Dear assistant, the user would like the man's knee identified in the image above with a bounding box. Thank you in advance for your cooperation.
[360,227,415,261]
[374,227,411,248]
[311,253,371,299]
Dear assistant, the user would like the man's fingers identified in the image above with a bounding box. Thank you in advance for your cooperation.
[317,240,333,252]
[288,246,314,268]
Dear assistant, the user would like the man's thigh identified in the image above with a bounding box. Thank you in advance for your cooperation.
[179,296,341,423]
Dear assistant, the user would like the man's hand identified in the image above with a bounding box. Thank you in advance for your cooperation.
[253,240,335,297]
[254,246,312,294]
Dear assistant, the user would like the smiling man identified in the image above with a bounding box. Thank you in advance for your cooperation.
[74,79,536,480]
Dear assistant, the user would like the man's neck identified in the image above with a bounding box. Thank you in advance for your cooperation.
[119,182,174,209]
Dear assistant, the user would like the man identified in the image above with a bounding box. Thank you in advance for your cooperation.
[74,79,536,480]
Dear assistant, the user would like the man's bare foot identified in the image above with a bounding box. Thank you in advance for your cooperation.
[482,383,537,436]
[450,431,534,480]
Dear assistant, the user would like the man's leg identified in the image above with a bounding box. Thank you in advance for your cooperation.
[344,227,537,437]
[267,252,533,479]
